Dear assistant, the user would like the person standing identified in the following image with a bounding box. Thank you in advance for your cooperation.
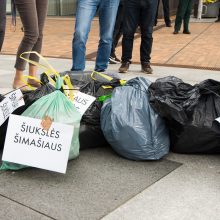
[216,7,220,22]
[12,0,48,89]
[155,0,171,27]
[71,0,120,72]
[119,0,158,74]
[109,0,124,64]
[0,0,7,52]
[173,0,193,34]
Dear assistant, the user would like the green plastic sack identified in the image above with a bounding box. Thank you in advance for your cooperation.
[1,78,82,171]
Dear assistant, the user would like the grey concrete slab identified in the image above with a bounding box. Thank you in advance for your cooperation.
[1,55,220,90]
[102,153,220,220]
[0,193,52,220]
[0,148,181,220]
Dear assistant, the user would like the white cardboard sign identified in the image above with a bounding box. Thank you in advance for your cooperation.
[72,91,96,115]
[0,89,25,126]
[215,117,220,123]
[2,115,74,174]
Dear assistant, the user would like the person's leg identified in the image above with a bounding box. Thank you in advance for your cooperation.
[28,0,48,77]
[154,0,160,26]
[95,0,120,71]
[162,0,171,26]
[174,0,188,33]
[110,3,124,59]
[121,0,140,63]
[216,8,220,22]
[140,0,158,73]
[183,0,193,33]
[0,0,6,52]
[71,0,98,71]
[14,0,39,88]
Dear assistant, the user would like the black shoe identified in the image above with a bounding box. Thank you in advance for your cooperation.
[215,19,220,22]
[94,69,105,73]
[119,62,130,73]
[109,56,121,64]
[173,30,179,34]
[166,23,172,27]
[141,62,153,74]
[183,30,191,34]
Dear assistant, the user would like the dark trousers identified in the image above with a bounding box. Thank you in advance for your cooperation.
[110,3,124,57]
[0,0,6,52]
[122,0,158,63]
[174,0,193,32]
[218,8,220,20]
[155,0,171,25]
[15,0,48,70]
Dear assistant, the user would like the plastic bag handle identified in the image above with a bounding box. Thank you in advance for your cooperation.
[20,51,74,100]
[21,75,42,90]
[20,51,60,77]
[62,75,74,101]
[91,71,126,86]
[91,71,113,82]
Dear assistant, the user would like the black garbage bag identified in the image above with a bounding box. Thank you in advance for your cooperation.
[80,79,122,125]
[48,71,122,126]
[0,95,4,102]
[79,123,109,150]
[148,76,200,124]
[59,70,121,83]
[47,71,122,149]
[0,80,56,151]
[149,77,220,154]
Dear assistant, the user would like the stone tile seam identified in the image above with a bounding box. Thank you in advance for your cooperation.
[165,23,215,65]
[0,193,57,220]
[100,160,183,220]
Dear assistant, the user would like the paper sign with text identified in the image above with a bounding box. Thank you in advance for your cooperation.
[215,117,220,123]
[72,91,96,115]
[2,115,74,174]
[0,90,25,126]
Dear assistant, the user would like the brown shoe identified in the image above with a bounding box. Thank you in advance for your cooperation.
[141,62,153,74]
[119,62,130,73]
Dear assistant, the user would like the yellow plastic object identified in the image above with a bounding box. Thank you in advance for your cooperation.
[20,51,74,101]
[203,0,216,3]
[91,71,126,86]
[21,75,42,90]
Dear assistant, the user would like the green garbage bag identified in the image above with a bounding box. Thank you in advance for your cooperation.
[1,78,82,171]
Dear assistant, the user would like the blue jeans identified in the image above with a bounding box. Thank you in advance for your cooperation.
[71,0,119,71]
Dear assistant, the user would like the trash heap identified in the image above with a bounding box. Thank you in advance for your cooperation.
[0,54,219,173]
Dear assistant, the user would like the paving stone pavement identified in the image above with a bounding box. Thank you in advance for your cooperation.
[1,17,220,69]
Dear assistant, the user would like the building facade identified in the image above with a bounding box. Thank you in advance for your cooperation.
[7,0,178,17]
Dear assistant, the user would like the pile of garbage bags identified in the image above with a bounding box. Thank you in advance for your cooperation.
[0,69,128,171]
[1,62,220,172]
